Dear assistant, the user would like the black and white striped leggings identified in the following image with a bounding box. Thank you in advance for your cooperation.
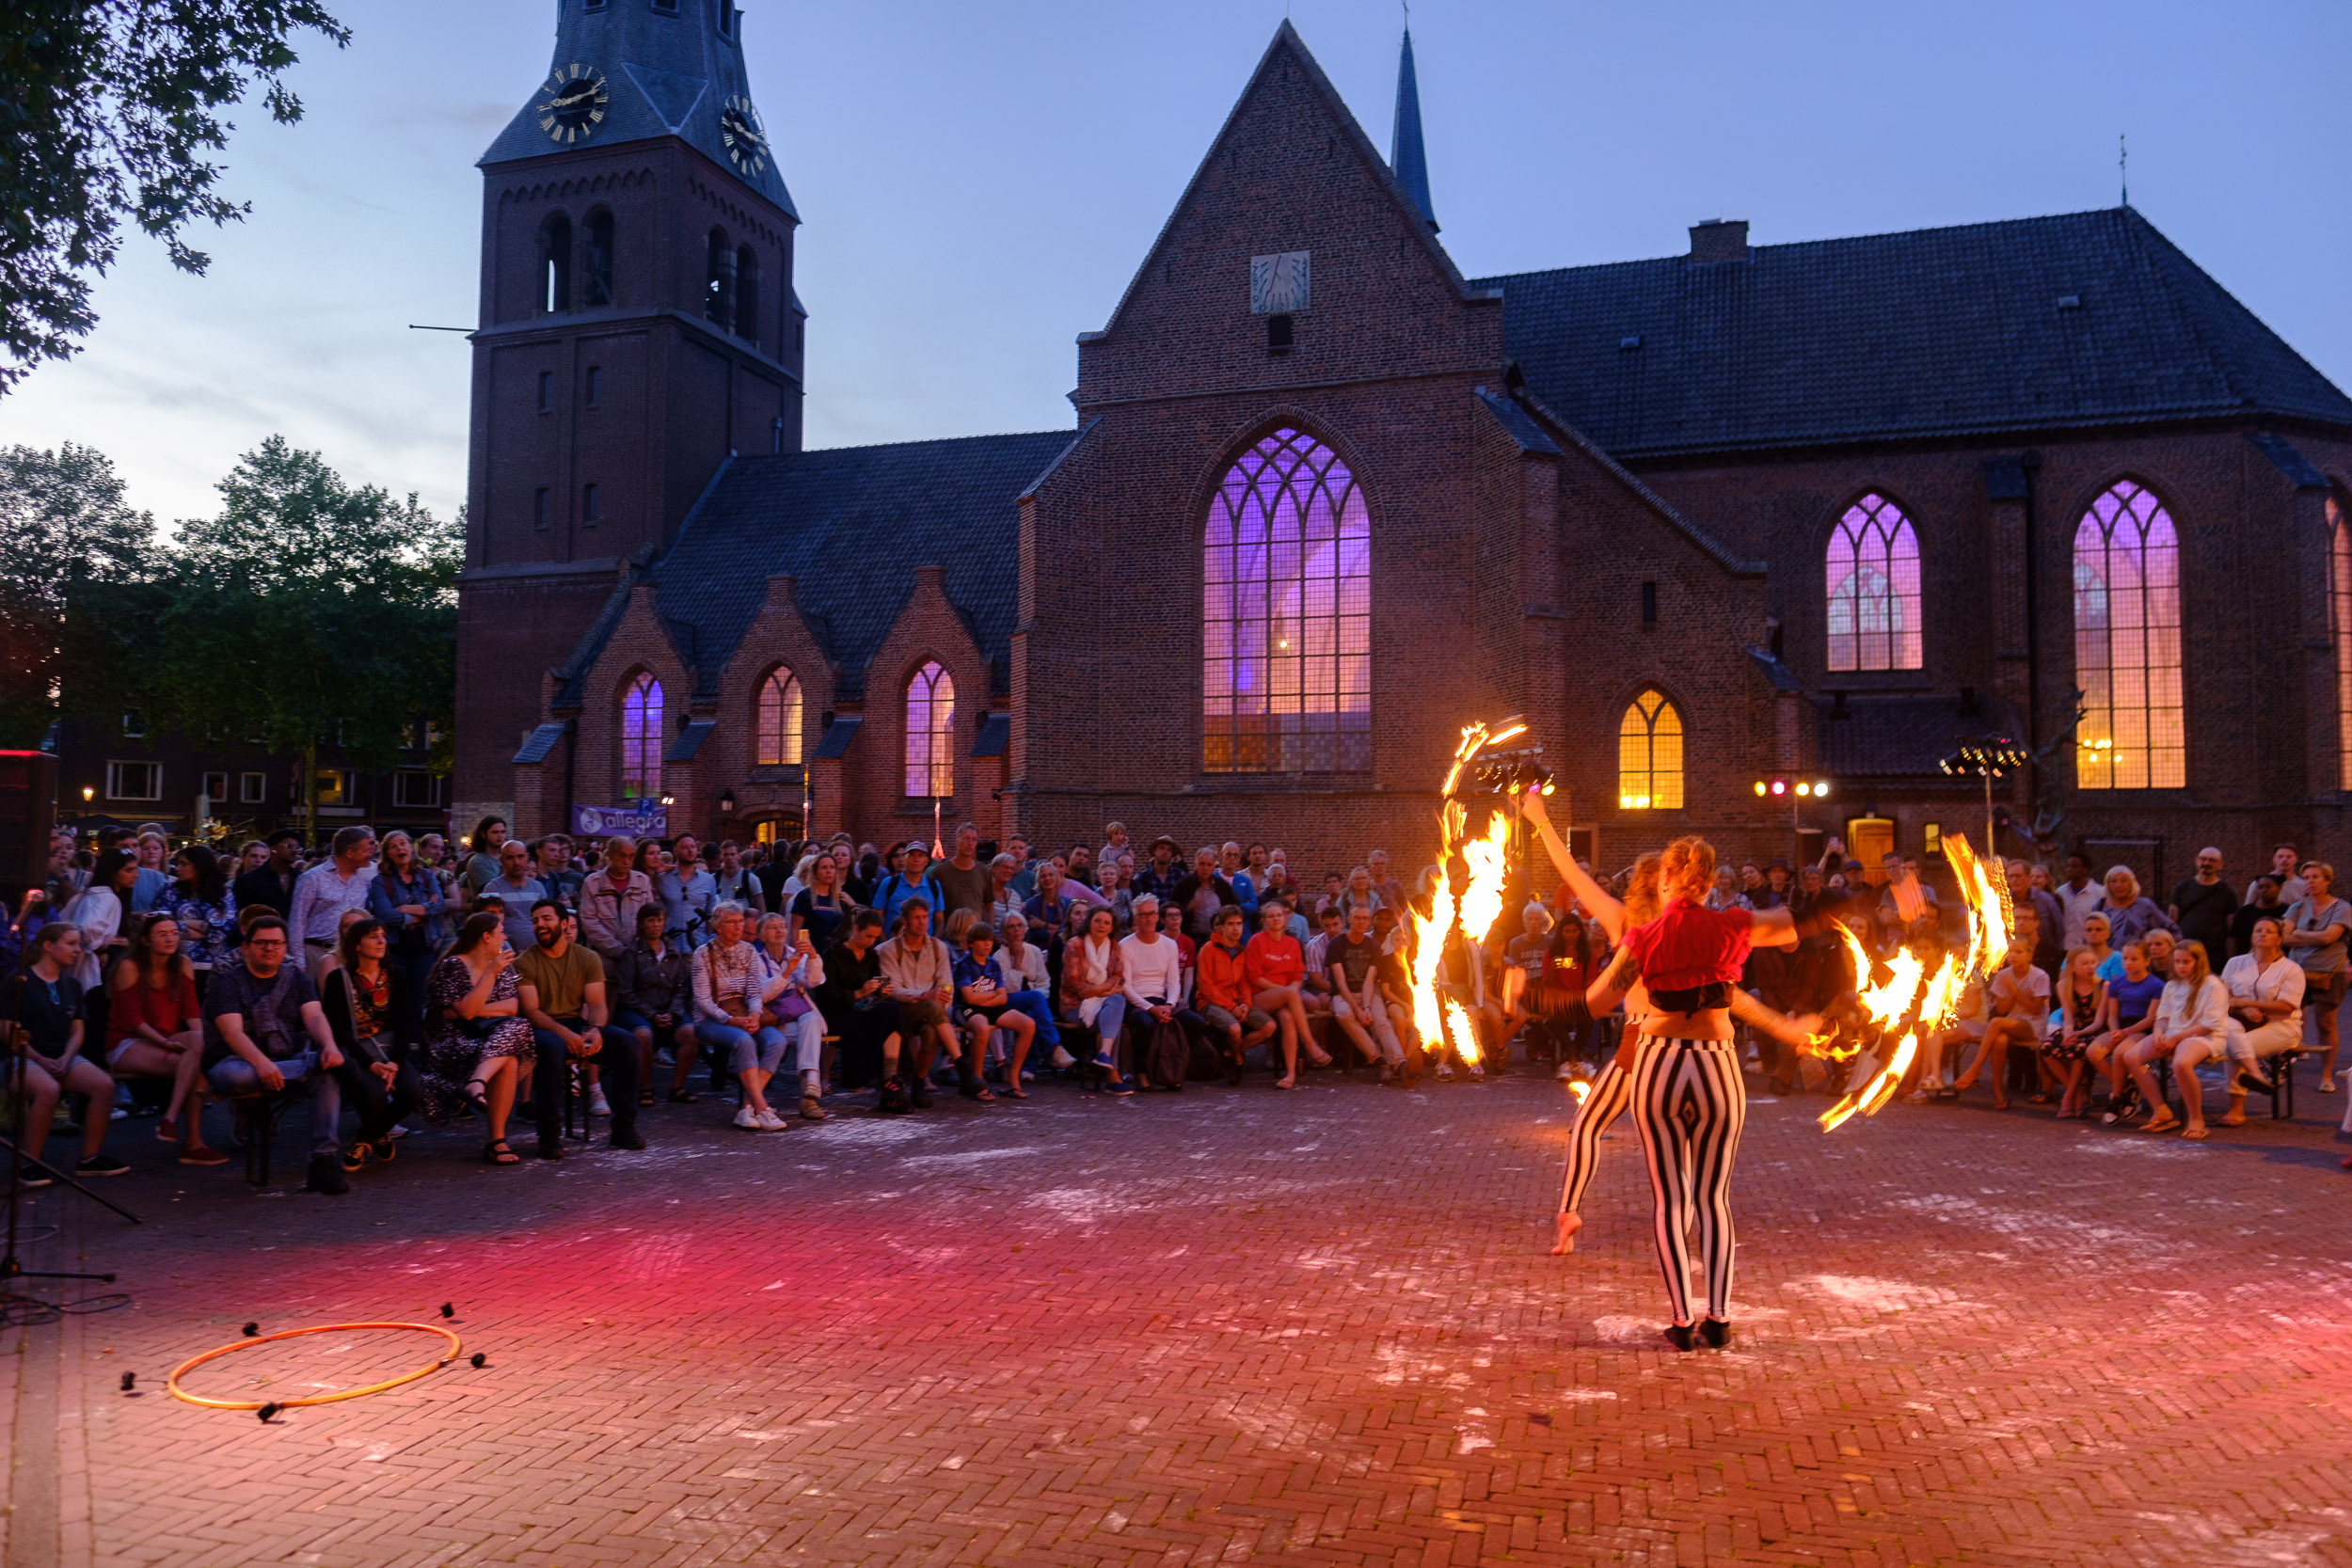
[1631,1035,1747,1326]
[1558,1056,1634,1215]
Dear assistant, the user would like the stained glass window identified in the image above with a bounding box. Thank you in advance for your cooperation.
[1202,427,1370,772]
[621,672,662,800]
[755,668,802,767]
[1825,493,1922,671]
[2332,493,2352,790]
[904,661,954,799]
[1617,689,1683,810]
[2073,481,2184,790]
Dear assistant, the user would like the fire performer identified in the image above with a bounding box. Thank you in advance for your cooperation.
[1581,833,1807,1350]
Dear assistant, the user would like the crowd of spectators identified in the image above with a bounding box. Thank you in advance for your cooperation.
[6,816,2347,1196]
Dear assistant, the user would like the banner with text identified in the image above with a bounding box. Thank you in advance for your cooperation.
[573,801,668,839]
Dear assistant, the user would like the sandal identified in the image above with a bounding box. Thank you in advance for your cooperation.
[1274,1074,1296,1090]
[637,1091,657,1108]
[2179,1126,2209,1140]
[2138,1111,2181,1134]
[665,1088,699,1103]
[1305,1047,1335,1069]
[464,1080,493,1116]
[1001,1086,1028,1100]
[483,1139,520,1165]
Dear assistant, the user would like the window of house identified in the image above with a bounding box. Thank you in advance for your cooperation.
[106,761,162,800]
[1825,492,1923,672]
[903,661,954,798]
[585,366,603,407]
[622,672,663,800]
[1202,426,1370,772]
[313,769,354,808]
[121,712,143,736]
[2332,492,2352,790]
[393,771,444,809]
[756,668,803,766]
[735,244,759,341]
[2073,480,2184,789]
[582,212,613,307]
[240,771,266,803]
[1616,689,1683,810]
[199,771,227,802]
[582,483,599,525]
[540,214,572,313]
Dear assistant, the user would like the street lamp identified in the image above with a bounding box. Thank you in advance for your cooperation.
[717,787,737,817]
[81,785,94,802]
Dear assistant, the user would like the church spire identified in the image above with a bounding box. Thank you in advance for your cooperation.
[1390,25,1438,232]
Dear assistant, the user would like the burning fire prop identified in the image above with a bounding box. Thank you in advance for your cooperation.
[1816,830,2012,1132]
[1408,721,1532,1069]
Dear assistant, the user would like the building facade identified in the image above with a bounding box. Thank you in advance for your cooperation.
[454,10,2352,894]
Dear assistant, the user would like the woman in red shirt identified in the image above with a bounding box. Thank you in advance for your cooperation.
[1244,898,1326,1085]
[1584,834,1804,1351]
[105,913,224,1164]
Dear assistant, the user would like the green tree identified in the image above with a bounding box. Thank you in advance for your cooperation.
[0,441,157,746]
[0,1,348,392]
[153,436,457,842]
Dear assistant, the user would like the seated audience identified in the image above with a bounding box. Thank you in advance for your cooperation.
[201,914,351,1194]
[6,924,128,1182]
[951,927,1031,1099]
[106,913,224,1164]
[688,900,788,1131]
[2119,940,2231,1137]
[613,905,700,1104]
[319,918,423,1172]
[878,897,960,1106]
[1197,905,1277,1085]
[815,909,901,1094]
[2212,917,2303,1127]
[749,911,828,1120]
[2041,946,2106,1119]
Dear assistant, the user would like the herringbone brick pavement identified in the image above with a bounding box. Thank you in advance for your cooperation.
[8,1061,2352,1566]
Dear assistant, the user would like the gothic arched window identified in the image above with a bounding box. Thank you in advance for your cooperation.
[904,661,954,799]
[1617,689,1683,811]
[704,230,733,326]
[755,668,803,768]
[621,673,663,800]
[2074,480,2184,789]
[540,214,573,313]
[2331,491,2352,790]
[1202,426,1371,773]
[1825,492,1922,671]
[581,211,613,307]
[734,244,759,341]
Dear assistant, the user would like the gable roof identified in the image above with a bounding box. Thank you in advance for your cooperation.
[1472,207,2352,461]
[644,429,1085,702]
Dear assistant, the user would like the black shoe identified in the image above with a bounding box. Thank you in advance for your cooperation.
[536,1135,565,1160]
[909,1084,934,1109]
[608,1128,645,1150]
[877,1076,911,1114]
[1663,1323,1696,1352]
[17,1163,54,1188]
[1700,1318,1732,1349]
[303,1154,349,1196]
[75,1154,130,1178]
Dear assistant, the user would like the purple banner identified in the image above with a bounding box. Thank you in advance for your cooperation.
[573,801,667,839]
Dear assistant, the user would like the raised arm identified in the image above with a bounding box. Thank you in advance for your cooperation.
[1521,786,1625,940]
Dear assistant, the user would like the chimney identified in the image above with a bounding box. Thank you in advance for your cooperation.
[1689,218,1749,263]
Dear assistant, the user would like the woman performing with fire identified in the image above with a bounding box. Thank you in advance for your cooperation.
[1521,790,1822,1291]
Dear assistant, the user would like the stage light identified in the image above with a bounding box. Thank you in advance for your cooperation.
[1796,782,1812,797]
[1815,780,1831,797]
[1753,781,1768,797]
[1770,780,1787,796]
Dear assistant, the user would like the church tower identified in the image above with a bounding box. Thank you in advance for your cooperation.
[453,0,803,834]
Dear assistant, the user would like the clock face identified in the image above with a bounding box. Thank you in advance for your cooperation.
[536,63,609,145]
[721,94,769,177]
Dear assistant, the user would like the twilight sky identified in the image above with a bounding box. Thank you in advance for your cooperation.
[2,0,2344,530]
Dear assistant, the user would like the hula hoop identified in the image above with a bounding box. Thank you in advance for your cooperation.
[166,1322,463,1411]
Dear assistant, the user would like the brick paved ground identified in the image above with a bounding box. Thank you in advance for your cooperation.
[7,1055,2351,1567]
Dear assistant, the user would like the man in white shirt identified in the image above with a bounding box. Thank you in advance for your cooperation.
[1118,896,1186,1018]
[2056,852,2105,950]
[877,897,956,1106]
[2209,915,2305,1126]
[2247,843,2308,909]
[288,827,377,964]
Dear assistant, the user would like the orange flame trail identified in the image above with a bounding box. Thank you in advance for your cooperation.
[1409,723,1523,1069]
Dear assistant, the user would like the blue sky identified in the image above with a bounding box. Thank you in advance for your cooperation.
[2,0,2344,528]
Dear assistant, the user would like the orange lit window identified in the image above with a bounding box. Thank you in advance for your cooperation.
[904,661,954,799]
[755,668,803,767]
[2332,492,2352,789]
[1618,689,1683,810]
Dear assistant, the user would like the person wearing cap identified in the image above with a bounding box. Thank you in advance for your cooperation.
[1133,836,1185,904]
[872,841,942,929]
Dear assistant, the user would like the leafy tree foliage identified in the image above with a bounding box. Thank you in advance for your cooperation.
[0,1,348,392]
[0,442,156,746]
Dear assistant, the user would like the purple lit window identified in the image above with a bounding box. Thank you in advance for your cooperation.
[2073,481,2184,790]
[904,661,954,799]
[2332,494,2352,789]
[1825,493,1922,672]
[621,672,662,800]
[755,668,802,767]
[1202,427,1370,773]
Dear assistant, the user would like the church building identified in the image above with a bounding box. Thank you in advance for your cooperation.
[454,7,2352,892]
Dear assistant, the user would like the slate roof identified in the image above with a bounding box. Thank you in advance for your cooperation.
[645,429,1086,702]
[1817,693,2026,779]
[1471,207,2352,460]
[512,721,569,766]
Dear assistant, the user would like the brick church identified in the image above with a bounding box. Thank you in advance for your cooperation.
[454,5,2352,891]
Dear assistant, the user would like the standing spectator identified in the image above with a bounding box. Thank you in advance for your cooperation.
[289,827,377,974]
[1708,866,1754,913]
[365,832,445,1033]
[577,835,655,965]
[751,838,792,915]
[1002,837,1039,905]
[931,822,992,926]
[2055,852,2103,949]
[2214,917,2303,1126]
[103,914,222,1164]
[1219,843,1257,918]
[413,911,532,1164]
[1132,836,1184,905]
[871,841,940,929]
[2168,847,2239,962]
[167,845,237,990]
[1365,850,1406,915]
[657,834,717,951]
[317,919,423,1174]
[1171,845,1238,942]
[538,835,587,906]
[200,915,353,1195]
[878,898,958,1106]
[463,817,508,895]
[983,852,1024,932]
[709,839,760,913]
[130,830,172,914]
[1023,861,1080,939]
[4,925,129,1182]
[2248,844,2306,908]
[2006,859,2063,987]
[482,839,550,956]
[232,831,302,922]
[2230,875,2289,958]
[790,852,854,954]
[2091,866,2175,949]
[846,845,883,908]
[613,905,700,1102]
[2281,863,2349,1091]
[516,898,644,1148]
[813,909,899,1095]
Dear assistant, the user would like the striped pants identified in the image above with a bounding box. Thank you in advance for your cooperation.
[1558,1057,1634,1215]
[1631,1036,1747,1326]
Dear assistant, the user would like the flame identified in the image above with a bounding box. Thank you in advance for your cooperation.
[1943,831,2011,984]
[1567,1080,1592,1103]
[1410,722,1526,1069]
[1444,1000,1481,1069]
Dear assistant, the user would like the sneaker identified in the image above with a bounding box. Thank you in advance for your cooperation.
[17,1164,53,1189]
[755,1108,788,1131]
[1555,1060,1578,1081]
[608,1128,645,1150]
[2323,1074,2337,1094]
[1468,1061,1486,1080]
[75,1154,130,1178]
[588,1086,612,1117]
[1434,1062,1454,1082]
[1050,1046,1076,1069]
[341,1145,370,1173]
[302,1154,349,1196]
[733,1105,766,1131]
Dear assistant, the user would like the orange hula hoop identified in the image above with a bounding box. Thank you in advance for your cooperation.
[166,1322,464,1411]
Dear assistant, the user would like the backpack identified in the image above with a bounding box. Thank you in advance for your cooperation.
[1143,1017,1190,1090]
